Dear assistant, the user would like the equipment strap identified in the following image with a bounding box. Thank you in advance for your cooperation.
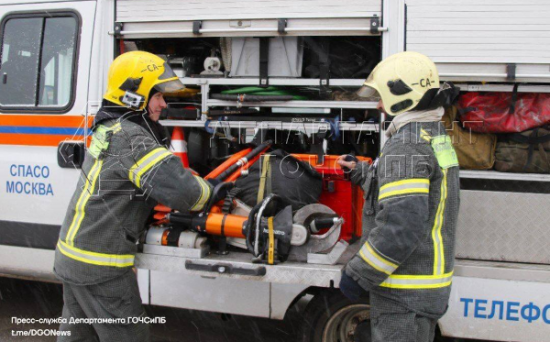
[257,154,271,204]
[509,130,550,145]
[166,228,182,246]
[267,217,275,265]
[508,84,519,114]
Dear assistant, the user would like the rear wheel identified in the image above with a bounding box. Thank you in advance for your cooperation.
[301,290,370,342]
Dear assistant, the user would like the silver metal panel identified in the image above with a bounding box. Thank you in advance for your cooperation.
[0,246,57,283]
[270,283,309,319]
[117,0,381,22]
[118,18,381,38]
[455,259,550,284]
[0,0,93,3]
[149,271,271,317]
[382,0,406,59]
[460,170,550,182]
[438,62,550,83]
[136,269,150,305]
[456,190,550,264]
[406,0,550,82]
[142,244,208,258]
[136,251,342,287]
[307,241,349,265]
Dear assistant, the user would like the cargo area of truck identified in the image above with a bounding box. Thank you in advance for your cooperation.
[110,1,550,270]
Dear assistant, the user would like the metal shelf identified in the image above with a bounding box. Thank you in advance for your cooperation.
[460,170,550,182]
[160,120,379,132]
[454,83,550,93]
[179,78,550,92]
[180,77,365,87]
[207,100,378,109]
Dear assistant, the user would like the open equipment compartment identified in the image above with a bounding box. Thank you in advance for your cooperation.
[112,2,386,280]
[114,1,550,339]
[111,0,550,279]
[117,32,384,168]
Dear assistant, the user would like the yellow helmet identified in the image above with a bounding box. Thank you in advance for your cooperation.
[357,51,439,116]
[103,51,184,110]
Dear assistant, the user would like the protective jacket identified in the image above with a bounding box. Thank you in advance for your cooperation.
[54,107,211,285]
[345,116,460,318]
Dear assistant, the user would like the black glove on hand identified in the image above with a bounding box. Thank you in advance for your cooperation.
[339,272,368,301]
[341,154,359,173]
[204,181,234,211]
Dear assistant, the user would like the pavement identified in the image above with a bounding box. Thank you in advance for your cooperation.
[0,277,489,342]
[0,277,300,342]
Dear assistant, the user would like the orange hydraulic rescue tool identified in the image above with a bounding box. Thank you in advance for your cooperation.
[164,140,273,240]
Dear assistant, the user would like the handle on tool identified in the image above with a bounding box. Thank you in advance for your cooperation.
[185,261,266,276]
[215,140,273,181]
[310,217,340,233]
[167,212,195,227]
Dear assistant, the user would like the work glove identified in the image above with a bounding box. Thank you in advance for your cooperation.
[337,154,359,173]
[204,180,233,211]
[339,271,369,302]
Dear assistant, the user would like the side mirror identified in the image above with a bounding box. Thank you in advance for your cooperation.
[57,141,85,169]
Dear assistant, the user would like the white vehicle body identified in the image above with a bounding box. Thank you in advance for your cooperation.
[0,0,548,341]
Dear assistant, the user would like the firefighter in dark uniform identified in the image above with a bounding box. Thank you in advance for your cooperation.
[55,51,212,341]
[338,51,461,342]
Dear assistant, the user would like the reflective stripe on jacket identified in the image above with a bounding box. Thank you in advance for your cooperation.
[54,115,211,285]
[345,119,460,316]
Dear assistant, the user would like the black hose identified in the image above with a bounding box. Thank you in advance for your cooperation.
[215,140,273,181]
[211,94,294,102]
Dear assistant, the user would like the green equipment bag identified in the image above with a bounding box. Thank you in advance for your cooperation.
[443,106,497,170]
[495,126,550,173]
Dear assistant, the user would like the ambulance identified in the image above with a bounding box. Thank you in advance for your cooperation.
[0,0,549,341]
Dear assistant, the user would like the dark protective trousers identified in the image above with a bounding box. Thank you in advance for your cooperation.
[58,271,150,342]
[366,293,439,342]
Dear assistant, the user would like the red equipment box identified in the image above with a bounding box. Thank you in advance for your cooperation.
[292,154,372,241]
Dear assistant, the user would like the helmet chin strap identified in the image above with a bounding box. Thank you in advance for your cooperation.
[414,82,460,112]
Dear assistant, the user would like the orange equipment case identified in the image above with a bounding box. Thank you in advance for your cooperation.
[292,154,372,241]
